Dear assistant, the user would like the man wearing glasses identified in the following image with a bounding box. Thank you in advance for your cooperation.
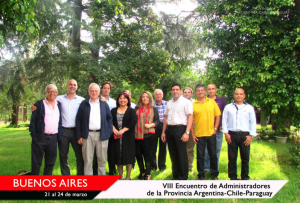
[29,84,62,175]
[76,83,113,175]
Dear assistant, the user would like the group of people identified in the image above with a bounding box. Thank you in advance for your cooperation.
[29,79,256,181]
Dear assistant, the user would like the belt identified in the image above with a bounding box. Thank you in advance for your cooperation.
[44,133,57,136]
[167,125,185,129]
[62,127,76,130]
[159,123,164,125]
[229,131,249,136]
[89,129,100,132]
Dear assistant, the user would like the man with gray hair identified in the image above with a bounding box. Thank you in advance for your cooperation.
[124,90,136,109]
[151,89,168,171]
[76,83,113,175]
[29,84,63,175]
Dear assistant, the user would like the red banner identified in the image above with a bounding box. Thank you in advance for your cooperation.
[0,175,121,191]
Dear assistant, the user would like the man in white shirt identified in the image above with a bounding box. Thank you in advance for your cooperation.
[124,90,136,109]
[161,83,193,180]
[222,88,257,180]
[76,83,113,175]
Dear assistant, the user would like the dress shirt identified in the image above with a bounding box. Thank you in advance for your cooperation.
[214,95,227,128]
[222,101,257,136]
[105,96,116,110]
[154,100,168,123]
[43,99,60,134]
[188,98,195,102]
[56,94,85,128]
[131,102,136,109]
[89,99,101,130]
[165,96,193,125]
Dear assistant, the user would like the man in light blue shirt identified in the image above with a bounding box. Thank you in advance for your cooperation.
[222,88,257,180]
[56,79,85,175]
[124,90,136,109]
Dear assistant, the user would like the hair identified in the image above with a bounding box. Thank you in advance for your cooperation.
[195,84,205,92]
[171,83,181,90]
[68,79,77,86]
[136,91,154,108]
[235,88,245,94]
[123,90,131,96]
[207,83,217,89]
[183,87,193,93]
[88,83,100,91]
[101,81,112,90]
[154,89,163,95]
[116,92,131,108]
[45,84,58,93]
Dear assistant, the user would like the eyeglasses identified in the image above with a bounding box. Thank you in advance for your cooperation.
[89,90,99,93]
[47,91,57,94]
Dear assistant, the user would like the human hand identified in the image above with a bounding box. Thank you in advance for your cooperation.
[161,133,166,143]
[78,138,83,145]
[181,133,189,142]
[225,133,232,144]
[31,102,37,111]
[244,135,252,146]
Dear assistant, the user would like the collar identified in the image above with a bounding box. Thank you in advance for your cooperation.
[194,96,209,103]
[89,98,100,104]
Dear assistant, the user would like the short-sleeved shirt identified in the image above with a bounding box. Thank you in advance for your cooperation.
[193,97,221,137]
[154,100,168,123]
[165,96,193,125]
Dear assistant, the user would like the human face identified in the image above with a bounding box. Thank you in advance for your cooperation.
[234,88,246,104]
[46,87,58,102]
[124,90,131,99]
[101,84,111,97]
[195,86,206,99]
[118,95,128,107]
[171,85,182,100]
[142,93,150,106]
[89,84,100,101]
[207,84,217,97]
[154,90,163,102]
[66,79,78,94]
[183,89,193,100]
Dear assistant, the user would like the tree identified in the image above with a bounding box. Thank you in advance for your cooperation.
[196,0,300,130]
[0,0,39,49]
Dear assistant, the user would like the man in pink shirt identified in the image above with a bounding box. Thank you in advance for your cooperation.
[29,84,63,175]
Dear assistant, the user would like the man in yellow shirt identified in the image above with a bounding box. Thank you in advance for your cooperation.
[192,84,221,180]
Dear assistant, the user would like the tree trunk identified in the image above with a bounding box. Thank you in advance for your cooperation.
[11,104,19,125]
[71,0,83,80]
[260,109,267,126]
[22,106,28,122]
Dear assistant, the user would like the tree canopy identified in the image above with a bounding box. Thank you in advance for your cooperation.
[196,0,300,130]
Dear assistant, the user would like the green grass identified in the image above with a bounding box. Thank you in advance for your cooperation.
[0,124,300,202]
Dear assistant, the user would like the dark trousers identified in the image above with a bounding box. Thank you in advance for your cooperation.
[136,134,157,176]
[58,128,84,175]
[196,134,219,178]
[228,131,250,180]
[166,125,188,180]
[31,134,57,175]
[150,123,167,170]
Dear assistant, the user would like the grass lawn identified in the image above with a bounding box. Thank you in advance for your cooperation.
[0,124,299,202]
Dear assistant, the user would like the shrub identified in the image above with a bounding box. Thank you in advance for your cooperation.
[288,142,300,169]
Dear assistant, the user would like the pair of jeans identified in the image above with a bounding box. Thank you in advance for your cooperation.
[196,134,219,179]
[204,130,223,171]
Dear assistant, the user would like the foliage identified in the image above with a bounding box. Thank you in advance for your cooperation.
[196,0,300,131]
[0,0,39,49]
[288,142,300,169]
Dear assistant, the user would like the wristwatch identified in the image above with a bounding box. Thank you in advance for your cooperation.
[214,128,217,130]
[186,131,190,135]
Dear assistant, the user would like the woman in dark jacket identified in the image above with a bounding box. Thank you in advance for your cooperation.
[108,92,137,180]
[135,91,159,180]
